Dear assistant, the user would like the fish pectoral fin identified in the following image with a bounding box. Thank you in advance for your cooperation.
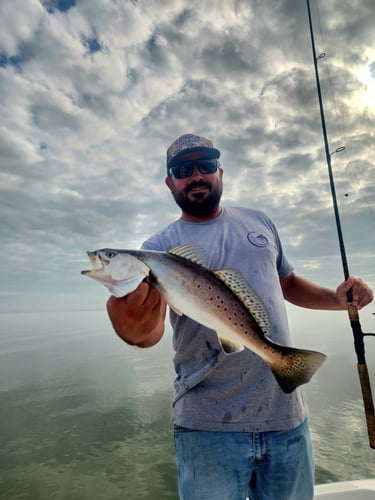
[218,334,245,354]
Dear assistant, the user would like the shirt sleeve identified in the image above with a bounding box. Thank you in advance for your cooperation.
[265,215,294,279]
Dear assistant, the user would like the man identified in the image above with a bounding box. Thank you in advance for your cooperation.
[107,134,373,499]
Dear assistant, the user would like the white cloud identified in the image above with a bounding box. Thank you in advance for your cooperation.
[0,0,374,313]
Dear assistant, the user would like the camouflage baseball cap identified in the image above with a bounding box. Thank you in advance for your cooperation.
[166,133,221,169]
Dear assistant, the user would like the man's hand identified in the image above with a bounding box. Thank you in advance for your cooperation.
[106,281,167,347]
[336,276,373,311]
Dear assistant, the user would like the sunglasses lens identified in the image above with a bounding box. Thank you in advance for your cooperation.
[176,163,193,179]
[198,159,218,174]
[171,159,218,179]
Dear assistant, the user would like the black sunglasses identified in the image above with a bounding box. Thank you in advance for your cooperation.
[168,158,219,179]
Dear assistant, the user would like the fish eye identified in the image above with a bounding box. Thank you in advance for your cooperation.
[105,251,117,259]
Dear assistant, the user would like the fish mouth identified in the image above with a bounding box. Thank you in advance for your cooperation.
[81,251,109,275]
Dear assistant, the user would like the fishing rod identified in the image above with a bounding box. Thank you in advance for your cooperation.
[306,0,375,449]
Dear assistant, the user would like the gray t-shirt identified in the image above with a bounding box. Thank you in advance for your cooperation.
[142,206,308,432]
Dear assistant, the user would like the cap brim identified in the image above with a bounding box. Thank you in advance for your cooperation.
[168,147,220,167]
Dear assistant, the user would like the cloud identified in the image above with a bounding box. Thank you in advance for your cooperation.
[0,0,374,313]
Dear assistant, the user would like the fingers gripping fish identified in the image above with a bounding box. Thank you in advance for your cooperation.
[82,244,326,393]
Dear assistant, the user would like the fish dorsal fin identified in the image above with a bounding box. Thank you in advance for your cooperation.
[168,245,207,266]
[213,269,272,336]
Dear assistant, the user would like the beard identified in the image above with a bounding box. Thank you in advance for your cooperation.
[171,180,223,218]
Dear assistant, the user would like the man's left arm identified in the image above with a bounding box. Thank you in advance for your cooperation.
[280,272,373,311]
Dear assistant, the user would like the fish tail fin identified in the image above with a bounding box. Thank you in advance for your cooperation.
[269,345,327,394]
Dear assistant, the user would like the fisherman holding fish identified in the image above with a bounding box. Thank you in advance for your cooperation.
[90,134,373,499]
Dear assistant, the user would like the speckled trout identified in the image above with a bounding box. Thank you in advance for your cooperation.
[82,244,326,393]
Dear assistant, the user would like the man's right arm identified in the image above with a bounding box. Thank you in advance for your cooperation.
[106,281,167,348]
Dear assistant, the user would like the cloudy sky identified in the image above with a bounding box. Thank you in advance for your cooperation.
[0,0,374,321]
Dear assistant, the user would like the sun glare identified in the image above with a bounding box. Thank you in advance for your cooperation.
[357,59,375,107]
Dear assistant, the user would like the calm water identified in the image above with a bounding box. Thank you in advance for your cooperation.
[1,310,374,499]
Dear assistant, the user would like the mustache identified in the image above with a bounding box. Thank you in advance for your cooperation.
[184,180,212,194]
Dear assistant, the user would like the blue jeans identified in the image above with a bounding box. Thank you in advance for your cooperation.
[174,419,314,500]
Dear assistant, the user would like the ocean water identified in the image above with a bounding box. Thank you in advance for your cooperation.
[1,309,374,499]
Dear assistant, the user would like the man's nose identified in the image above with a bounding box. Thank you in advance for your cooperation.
[190,165,203,179]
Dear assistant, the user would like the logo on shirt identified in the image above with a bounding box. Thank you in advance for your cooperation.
[247,232,269,248]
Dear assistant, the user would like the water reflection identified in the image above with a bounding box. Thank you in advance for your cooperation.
[1,310,374,499]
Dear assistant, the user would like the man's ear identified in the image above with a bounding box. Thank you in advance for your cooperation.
[165,176,173,191]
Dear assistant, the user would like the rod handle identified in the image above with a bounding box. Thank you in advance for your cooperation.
[347,303,358,322]
[357,363,375,449]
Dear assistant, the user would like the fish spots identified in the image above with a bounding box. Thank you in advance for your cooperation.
[272,347,326,393]
[216,296,226,309]
[214,268,272,336]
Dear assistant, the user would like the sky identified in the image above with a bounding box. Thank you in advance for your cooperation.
[0,0,374,320]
